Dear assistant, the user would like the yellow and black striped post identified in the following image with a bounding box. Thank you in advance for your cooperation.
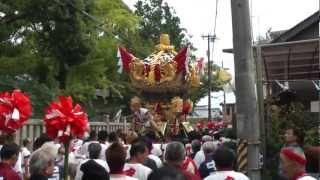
[237,139,248,174]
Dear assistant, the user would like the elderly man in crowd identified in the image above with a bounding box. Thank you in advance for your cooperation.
[199,141,218,178]
[164,141,200,180]
[280,147,316,180]
[29,147,56,180]
[193,135,213,168]
[30,134,61,180]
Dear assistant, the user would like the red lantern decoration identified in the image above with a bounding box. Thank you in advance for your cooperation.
[0,89,32,133]
[44,96,89,143]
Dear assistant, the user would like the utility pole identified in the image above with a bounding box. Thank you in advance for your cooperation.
[222,61,227,123]
[230,0,261,179]
[256,45,266,175]
[202,34,216,121]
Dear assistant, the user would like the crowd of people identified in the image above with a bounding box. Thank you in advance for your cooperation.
[0,126,316,180]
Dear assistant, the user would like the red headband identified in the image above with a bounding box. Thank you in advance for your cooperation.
[281,148,306,165]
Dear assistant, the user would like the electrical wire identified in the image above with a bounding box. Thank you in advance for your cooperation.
[211,0,219,64]
[213,0,219,36]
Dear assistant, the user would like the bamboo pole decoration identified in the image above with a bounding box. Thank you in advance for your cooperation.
[64,141,70,180]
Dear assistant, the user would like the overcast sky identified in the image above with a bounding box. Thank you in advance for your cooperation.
[123,0,319,108]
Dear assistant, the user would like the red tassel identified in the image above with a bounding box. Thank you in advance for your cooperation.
[173,47,188,74]
[155,64,161,82]
[144,64,151,76]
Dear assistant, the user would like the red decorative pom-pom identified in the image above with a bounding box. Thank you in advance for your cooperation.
[207,121,215,129]
[44,96,89,143]
[0,89,32,133]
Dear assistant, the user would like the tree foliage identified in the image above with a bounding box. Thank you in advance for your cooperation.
[0,0,225,118]
[264,100,318,178]
[0,75,57,118]
[0,0,139,117]
[134,0,188,50]
[267,102,318,148]
[189,63,230,104]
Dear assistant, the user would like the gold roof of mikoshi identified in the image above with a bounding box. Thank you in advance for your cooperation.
[118,34,201,95]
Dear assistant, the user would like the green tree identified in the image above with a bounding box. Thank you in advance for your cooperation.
[189,63,230,104]
[0,0,140,116]
[134,0,189,50]
[0,75,57,118]
[0,0,227,118]
[264,101,318,178]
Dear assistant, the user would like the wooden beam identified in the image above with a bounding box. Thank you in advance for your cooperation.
[271,71,320,77]
[264,56,319,63]
[261,38,319,47]
[268,63,319,70]
[286,48,291,80]
[262,48,318,56]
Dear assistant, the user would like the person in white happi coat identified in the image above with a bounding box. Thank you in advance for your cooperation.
[204,147,249,180]
[80,131,98,158]
[124,142,152,180]
[106,142,138,180]
[75,143,109,180]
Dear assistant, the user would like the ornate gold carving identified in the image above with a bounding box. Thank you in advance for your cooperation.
[147,64,156,86]
[155,34,175,52]
[170,96,183,113]
[160,61,177,83]
[130,59,145,81]
[181,122,194,133]
[218,68,232,82]
[190,65,200,87]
